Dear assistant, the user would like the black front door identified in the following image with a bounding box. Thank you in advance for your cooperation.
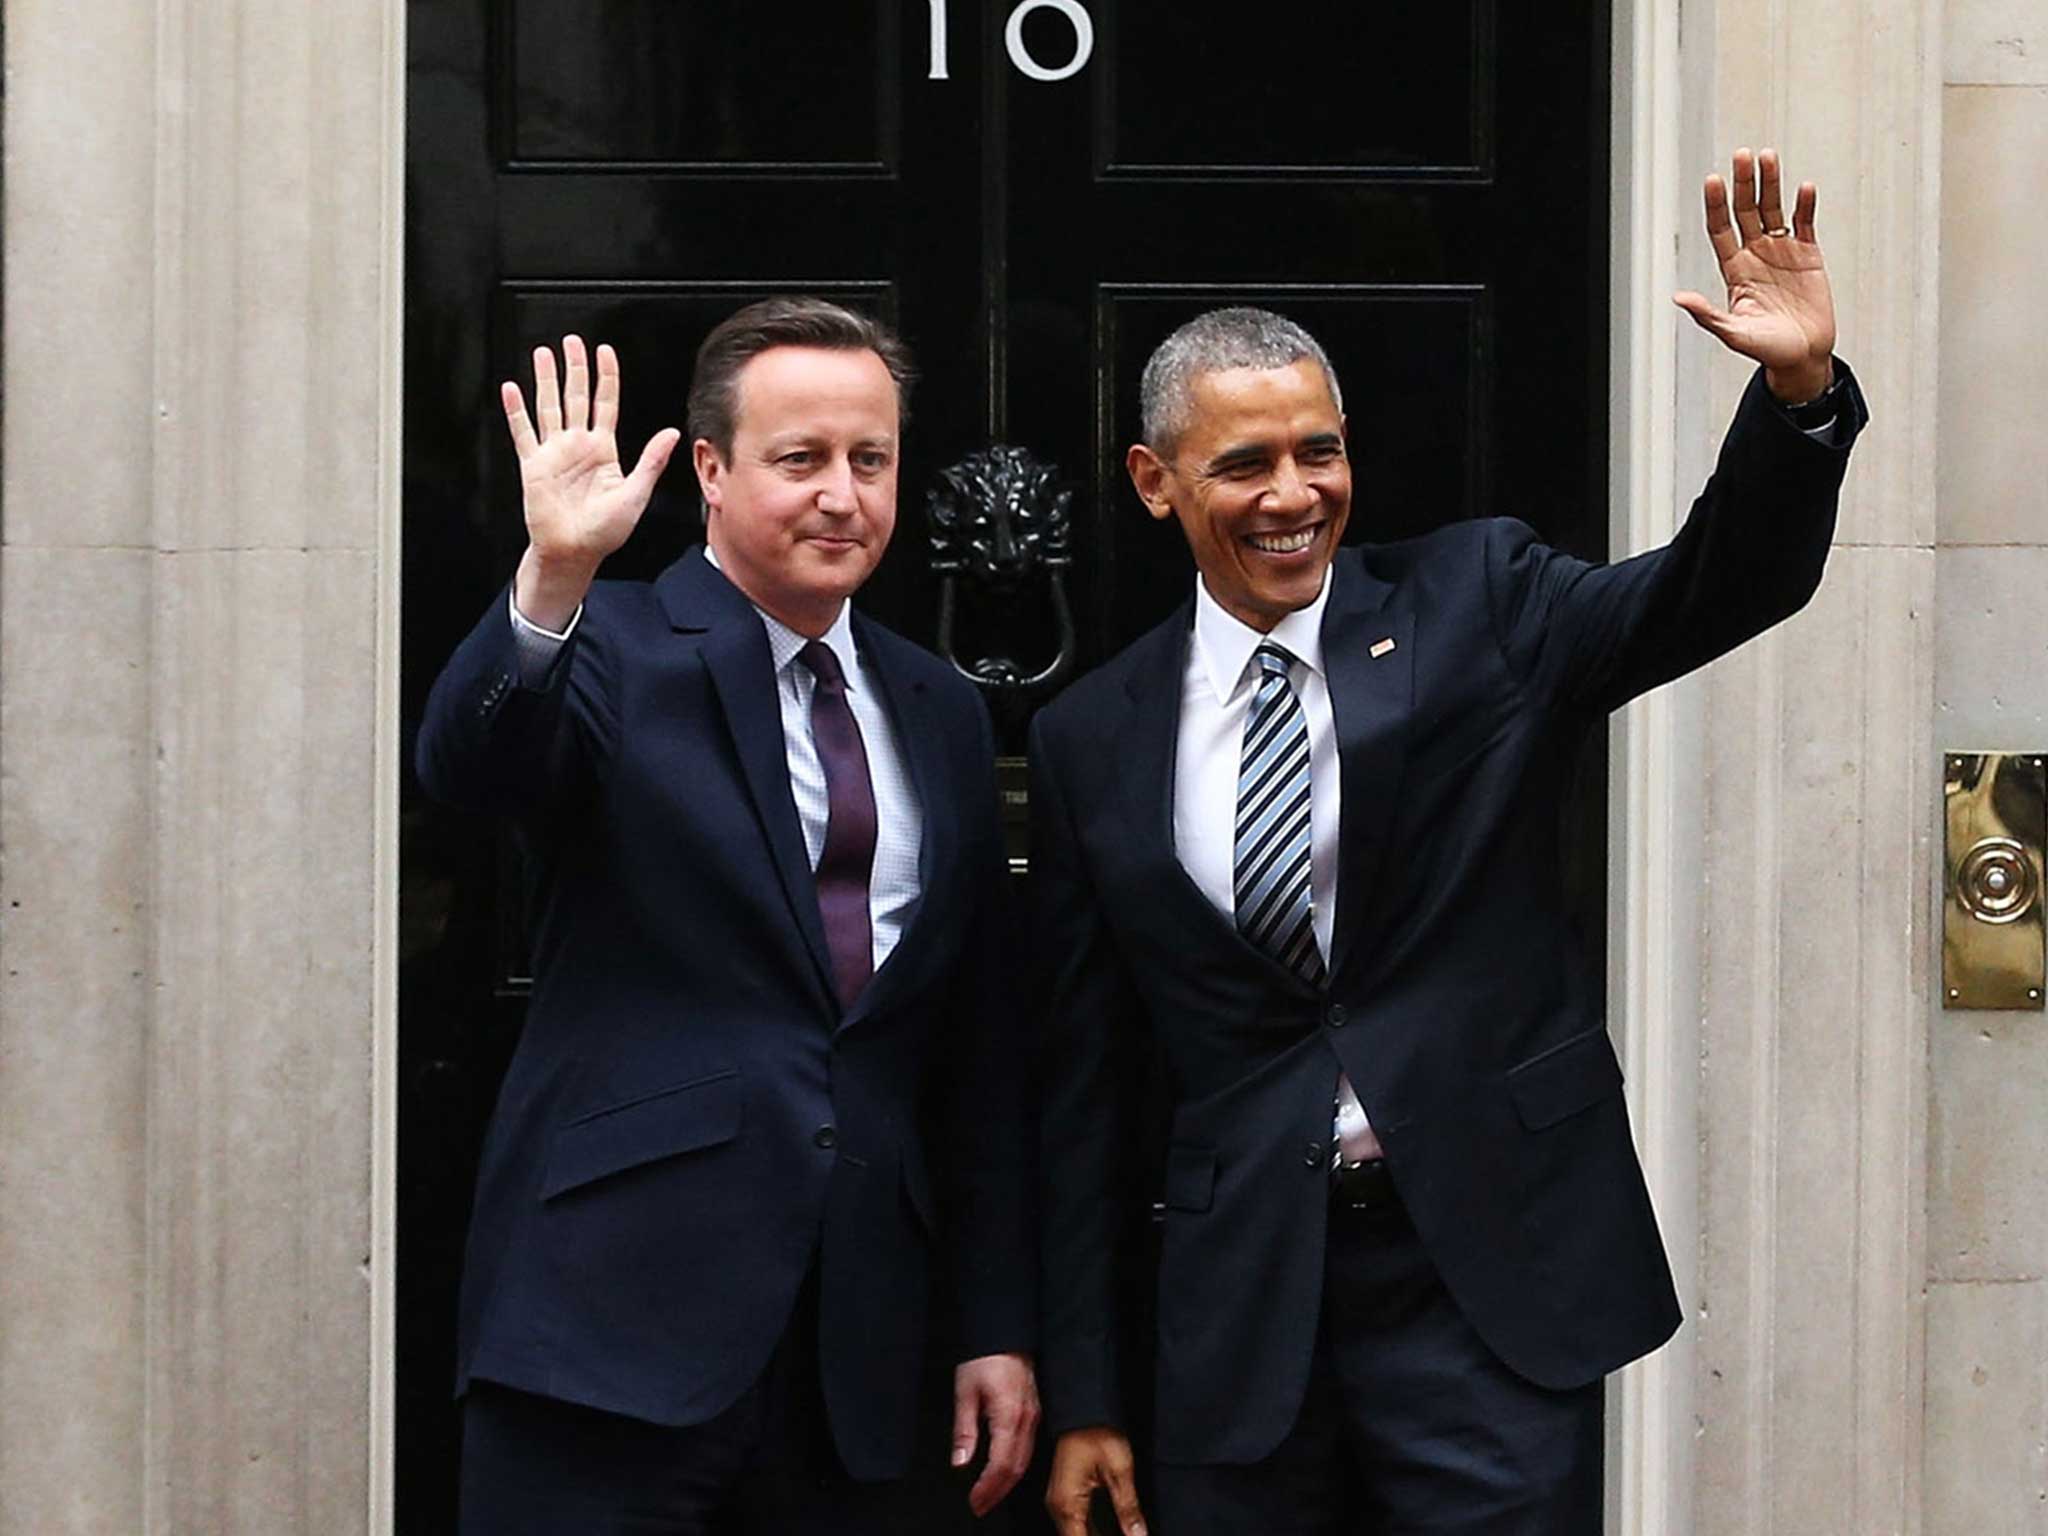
[400,2,1609,1527]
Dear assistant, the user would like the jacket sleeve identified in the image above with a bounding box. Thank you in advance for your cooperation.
[1030,707,1146,1437]
[1485,360,1870,717]
[414,580,619,818]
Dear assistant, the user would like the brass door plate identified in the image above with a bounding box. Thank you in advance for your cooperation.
[1944,752,2047,1010]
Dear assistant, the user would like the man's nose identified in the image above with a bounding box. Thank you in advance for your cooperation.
[1265,458,1317,514]
[815,456,858,513]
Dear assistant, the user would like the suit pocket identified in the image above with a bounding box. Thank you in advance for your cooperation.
[541,1069,743,1200]
[1161,1144,1217,1213]
[1507,1027,1623,1131]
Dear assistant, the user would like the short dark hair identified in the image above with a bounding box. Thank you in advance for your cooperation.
[686,297,916,461]
[1140,306,1342,455]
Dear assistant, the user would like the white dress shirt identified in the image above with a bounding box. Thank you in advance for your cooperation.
[1173,570,1379,1159]
[508,551,925,975]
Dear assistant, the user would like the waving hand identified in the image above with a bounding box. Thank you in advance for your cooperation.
[505,335,681,628]
[1674,147,1838,404]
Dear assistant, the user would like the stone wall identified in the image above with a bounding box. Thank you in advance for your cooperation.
[0,0,402,1530]
[1925,2,2048,1529]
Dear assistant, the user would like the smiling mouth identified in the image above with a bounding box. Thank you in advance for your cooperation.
[1244,524,1320,555]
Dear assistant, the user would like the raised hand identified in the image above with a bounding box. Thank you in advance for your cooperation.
[504,335,681,628]
[1674,147,1838,403]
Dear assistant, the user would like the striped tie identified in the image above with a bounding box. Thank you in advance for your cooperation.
[1234,642,1325,985]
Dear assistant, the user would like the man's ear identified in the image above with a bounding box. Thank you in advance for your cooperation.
[692,438,725,513]
[1126,443,1176,523]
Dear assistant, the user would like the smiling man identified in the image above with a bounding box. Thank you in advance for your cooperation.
[1034,152,1869,1535]
[417,298,1038,1534]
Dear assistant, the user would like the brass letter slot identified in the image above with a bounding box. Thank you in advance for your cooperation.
[1943,752,2046,1010]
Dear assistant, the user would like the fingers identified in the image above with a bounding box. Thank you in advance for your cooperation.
[500,381,539,460]
[1729,146,1765,243]
[561,334,591,433]
[1701,175,1741,267]
[950,1384,982,1472]
[531,344,563,439]
[594,343,621,436]
[1102,1452,1148,1536]
[1045,1451,1099,1536]
[966,1386,1040,1517]
[624,428,681,502]
[1756,147,1787,235]
[1793,180,1819,243]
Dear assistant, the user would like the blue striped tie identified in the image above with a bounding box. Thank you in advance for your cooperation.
[1235,643,1325,985]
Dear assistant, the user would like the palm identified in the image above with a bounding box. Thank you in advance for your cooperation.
[1675,148,1838,387]
[520,420,640,560]
[501,336,680,569]
[1709,237,1834,371]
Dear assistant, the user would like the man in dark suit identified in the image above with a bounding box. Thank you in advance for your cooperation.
[1035,152,1868,1534]
[417,298,1038,1534]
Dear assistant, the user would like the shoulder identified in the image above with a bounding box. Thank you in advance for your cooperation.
[1347,519,1554,609]
[1033,607,1185,746]
[1355,518,1527,577]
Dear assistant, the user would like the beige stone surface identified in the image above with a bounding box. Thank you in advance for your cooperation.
[153,0,391,556]
[2,0,398,1527]
[1930,1007,2048,1280]
[1938,87,2048,547]
[145,550,377,1532]
[1,0,156,552]
[1935,546,2048,741]
[0,549,153,1536]
[1696,545,1935,1535]
[1948,0,2048,85]
[1924,1281,2048,1533]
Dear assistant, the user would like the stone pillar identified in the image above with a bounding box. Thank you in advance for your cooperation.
[0,0,403,1530]
[1689,1,1942,1532]
[1923,4,2048,1530]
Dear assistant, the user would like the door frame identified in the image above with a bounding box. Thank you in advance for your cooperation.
[368,7,1703,1530]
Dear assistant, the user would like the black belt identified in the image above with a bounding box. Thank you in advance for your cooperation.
[1329,1158,1401,1213]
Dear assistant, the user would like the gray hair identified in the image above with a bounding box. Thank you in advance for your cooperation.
[1138,307,1343,455]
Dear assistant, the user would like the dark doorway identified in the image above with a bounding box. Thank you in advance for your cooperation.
[399,2,1611,1527]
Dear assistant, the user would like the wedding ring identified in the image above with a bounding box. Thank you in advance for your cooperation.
[1764,225,1792,237]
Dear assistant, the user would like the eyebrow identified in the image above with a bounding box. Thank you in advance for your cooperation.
[1199,432,1344,476]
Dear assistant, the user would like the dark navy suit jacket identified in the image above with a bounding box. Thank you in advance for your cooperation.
[416,547,1033,1480]
[1032,366,1869,1466]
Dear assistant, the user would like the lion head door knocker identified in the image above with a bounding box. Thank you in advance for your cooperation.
[925,445,1077,700]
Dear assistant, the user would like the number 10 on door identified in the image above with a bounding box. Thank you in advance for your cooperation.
[928,0,1096,83]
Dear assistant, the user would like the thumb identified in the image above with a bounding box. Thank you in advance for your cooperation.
[951,1380,982,1469]
[1672,292,1732,338]
[624,427,681,499]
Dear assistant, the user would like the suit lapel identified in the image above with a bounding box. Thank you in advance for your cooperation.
[840,615,949,1029]
[1321,550,1413,977]
[660,552,837,1006]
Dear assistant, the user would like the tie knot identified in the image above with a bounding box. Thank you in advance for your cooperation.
[799,639,848,693]
[1254,642,1296,680]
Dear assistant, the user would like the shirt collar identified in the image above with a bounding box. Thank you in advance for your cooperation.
[703,545,859,683]
[1191,567,1332,706]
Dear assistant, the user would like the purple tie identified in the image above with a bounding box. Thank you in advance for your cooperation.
[799,640,877,1010]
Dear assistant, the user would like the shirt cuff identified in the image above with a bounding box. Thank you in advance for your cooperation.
[507,590,582,688]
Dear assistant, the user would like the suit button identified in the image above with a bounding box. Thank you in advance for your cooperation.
[1327,1004,1348,1028]
[813,1126,838,1150]
[1303,1141,1324,1169]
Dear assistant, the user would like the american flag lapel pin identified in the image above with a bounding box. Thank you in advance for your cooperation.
[1369,637,1397,660]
